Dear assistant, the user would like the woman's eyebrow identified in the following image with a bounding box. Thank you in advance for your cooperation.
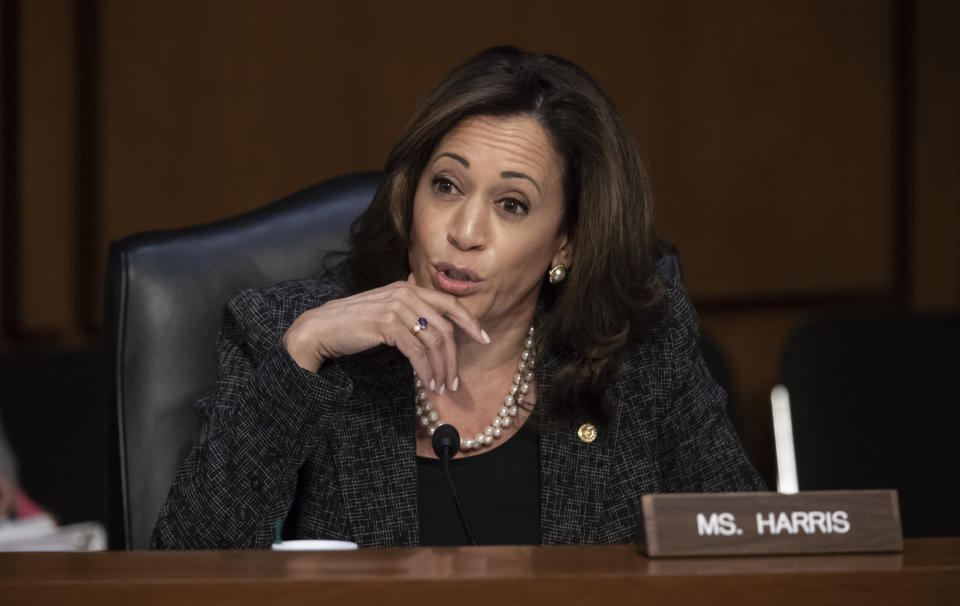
[436,152,470,168]
[501,171,541,195]
[434,153,541,195]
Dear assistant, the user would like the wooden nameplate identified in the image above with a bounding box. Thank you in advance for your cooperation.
[637,490,903,557]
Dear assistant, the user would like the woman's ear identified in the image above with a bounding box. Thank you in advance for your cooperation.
[552,234,573,268]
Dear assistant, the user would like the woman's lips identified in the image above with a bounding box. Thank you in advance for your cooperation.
[434,267,483,296]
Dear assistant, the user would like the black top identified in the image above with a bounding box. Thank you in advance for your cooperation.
[417,421,540,546]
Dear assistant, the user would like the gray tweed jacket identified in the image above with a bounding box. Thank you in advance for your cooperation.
[151,263,765,549]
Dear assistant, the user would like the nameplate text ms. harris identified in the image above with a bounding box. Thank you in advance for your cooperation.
[637,490,902,557]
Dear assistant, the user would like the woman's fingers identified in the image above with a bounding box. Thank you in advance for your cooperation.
[393,330,435,393]
[285,274,489,383]
[409,305,459,393]
[405,274,490,346]
[403,274,482,391]
[387,297,447,394]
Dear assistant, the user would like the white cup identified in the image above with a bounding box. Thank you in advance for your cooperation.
[271,539,359,551]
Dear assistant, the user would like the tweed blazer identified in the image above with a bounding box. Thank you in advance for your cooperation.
[151,262,765,549]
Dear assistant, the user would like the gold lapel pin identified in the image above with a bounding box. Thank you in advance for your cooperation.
[578,423,597,443]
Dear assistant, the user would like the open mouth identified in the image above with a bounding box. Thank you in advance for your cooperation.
[443,269,475,282]
[436,263,481,282]
[434,264,482,296]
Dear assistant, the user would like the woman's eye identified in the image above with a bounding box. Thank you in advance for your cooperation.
[432,177,459,196]
[501,197,529,216]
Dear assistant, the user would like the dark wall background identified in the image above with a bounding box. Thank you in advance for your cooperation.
[1,0,958,528]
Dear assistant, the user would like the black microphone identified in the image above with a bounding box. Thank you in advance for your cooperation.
[431,424,478,546]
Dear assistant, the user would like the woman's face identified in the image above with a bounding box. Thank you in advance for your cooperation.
[408,115,571,328]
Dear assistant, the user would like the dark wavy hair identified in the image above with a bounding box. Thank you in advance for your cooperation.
[347,46,663,424]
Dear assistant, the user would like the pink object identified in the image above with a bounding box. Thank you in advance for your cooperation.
[13,487,45,519]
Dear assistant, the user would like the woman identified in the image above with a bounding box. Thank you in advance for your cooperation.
[152,46,764,549]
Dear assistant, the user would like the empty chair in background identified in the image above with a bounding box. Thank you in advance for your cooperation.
[778,313,960,537]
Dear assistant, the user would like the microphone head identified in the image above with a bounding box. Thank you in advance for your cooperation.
[431,424,461,460]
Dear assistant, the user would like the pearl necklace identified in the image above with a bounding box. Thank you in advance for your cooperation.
[415,325,536,452]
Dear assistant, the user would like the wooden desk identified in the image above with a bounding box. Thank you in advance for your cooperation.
[2,538,957,605]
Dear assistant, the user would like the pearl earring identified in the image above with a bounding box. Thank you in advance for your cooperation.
[548,263,567,284]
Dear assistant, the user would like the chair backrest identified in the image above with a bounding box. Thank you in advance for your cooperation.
[781,312,960,537]
[104,171,379,549]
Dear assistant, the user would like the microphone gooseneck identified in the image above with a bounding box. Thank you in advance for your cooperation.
[431,424,478,546]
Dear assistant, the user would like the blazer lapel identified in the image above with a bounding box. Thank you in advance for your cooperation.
[331,354,419,547]
[537,346,617,544]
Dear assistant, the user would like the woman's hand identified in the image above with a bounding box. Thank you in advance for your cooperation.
[282,274,489,392]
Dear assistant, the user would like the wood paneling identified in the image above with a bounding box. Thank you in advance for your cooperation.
[912,0,960,309]
[636,2,895,299]
[1,0,20,337]
[18,0,76,335]
[96,0,900,303]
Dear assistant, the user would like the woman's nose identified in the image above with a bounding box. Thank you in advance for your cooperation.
[446,197,487,251]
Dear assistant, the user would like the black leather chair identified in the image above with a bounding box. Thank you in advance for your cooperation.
[780,312,960,537]
[104,171,380,549]
[104,171,691,549]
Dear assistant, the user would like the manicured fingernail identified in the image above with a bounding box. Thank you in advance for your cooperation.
[430,378,436,392]
[452,376,459,391]
[481,329,491,344]
[439,383,446,395]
